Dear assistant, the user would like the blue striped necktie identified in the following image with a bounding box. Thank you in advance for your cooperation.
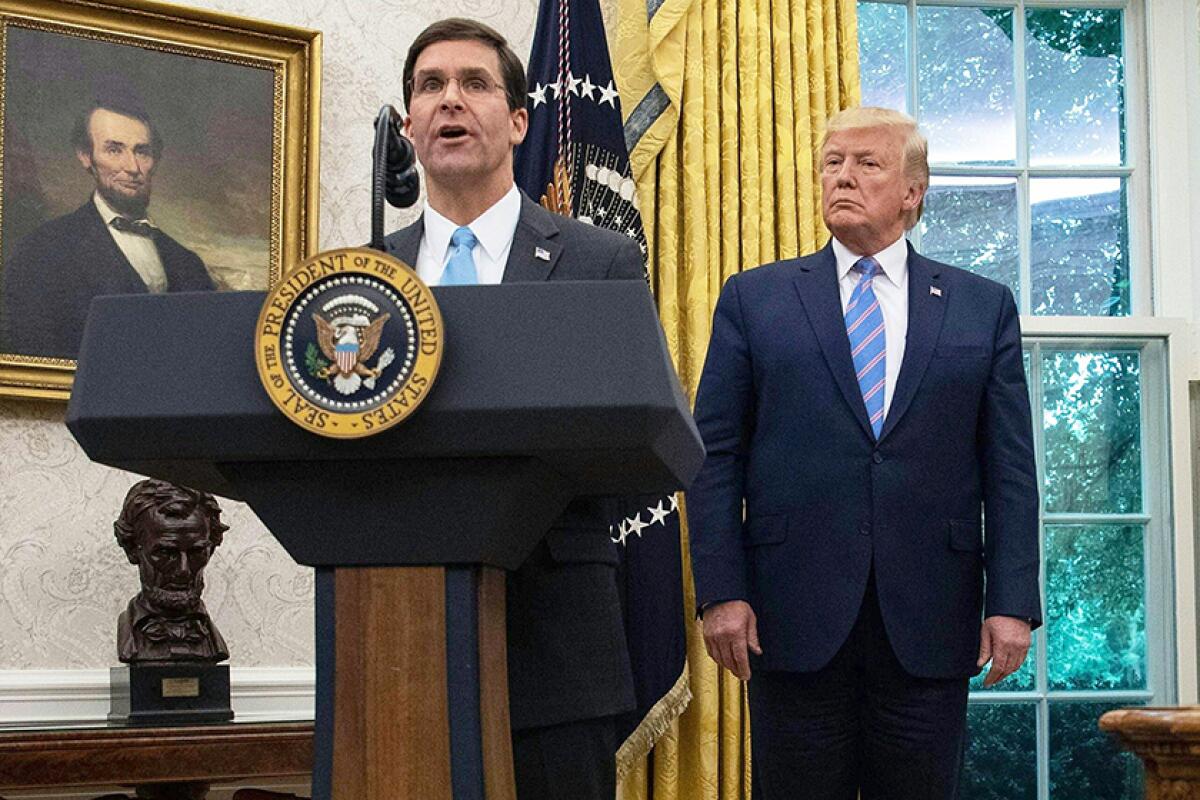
[442,226,479,285]
[845,256,886,438]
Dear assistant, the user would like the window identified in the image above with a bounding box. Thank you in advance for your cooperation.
[858,5,1174,798]
[857,1,1141,316]
[960,341,1171,799]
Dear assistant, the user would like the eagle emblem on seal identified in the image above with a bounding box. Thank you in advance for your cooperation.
[310,295,395,396]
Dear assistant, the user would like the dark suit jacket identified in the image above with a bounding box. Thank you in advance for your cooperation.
[383,192,644,730]
[688,242,1042,680]
[0,200,214,359]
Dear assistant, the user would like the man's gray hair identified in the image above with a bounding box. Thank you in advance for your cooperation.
[823,106,929,228]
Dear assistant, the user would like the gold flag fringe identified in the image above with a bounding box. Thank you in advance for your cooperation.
[615,666,692,779]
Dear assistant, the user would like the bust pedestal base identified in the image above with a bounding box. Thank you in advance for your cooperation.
[109,663,233,725]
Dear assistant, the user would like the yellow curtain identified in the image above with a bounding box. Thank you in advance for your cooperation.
[613,0,859,797]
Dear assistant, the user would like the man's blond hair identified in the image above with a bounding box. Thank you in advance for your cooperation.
[822,107,929,228]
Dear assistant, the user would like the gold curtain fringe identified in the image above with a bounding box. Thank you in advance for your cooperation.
[615,668,693,779]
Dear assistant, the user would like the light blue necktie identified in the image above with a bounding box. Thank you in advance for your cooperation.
[845,256,886,438]
[442,226,479,285]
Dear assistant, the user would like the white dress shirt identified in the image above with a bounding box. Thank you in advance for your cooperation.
[94,192,167,293]
[415,184,521,286]
[832,234,909,420]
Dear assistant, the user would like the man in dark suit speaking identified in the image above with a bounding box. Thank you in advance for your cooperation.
[688,107,1042,799]
[0,98,214,360]
[382,18,644,800]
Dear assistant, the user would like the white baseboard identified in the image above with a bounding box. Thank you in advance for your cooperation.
[0,667,315,725]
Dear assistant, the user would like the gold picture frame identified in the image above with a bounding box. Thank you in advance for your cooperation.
[0,0,320,400]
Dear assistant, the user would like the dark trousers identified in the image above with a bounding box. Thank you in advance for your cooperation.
[512,715,617,800]
[748,579,969,800]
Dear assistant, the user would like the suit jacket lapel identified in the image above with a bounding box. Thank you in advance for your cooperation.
[151,231,188,291]
[879,245,947,441]
[385,217,423,268]
[502,194,562,283]
[81,203,148,294]
[792,243,876,441]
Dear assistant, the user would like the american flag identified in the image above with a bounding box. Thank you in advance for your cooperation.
[515,0,688,773]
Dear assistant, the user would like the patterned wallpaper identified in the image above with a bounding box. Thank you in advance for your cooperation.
[0,394,316,668]
[0,0,621,672]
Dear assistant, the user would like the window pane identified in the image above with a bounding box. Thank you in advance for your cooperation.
[961,703,1037,800]
[1040,349,1142,514]
[858,1,907,112]
[920,177,1018,301]
[1031,178,1129,316]
[1026,8,1125,166]
[1049,701,1143,800]
[917,7,1015,165]
[1046,525,1146,691]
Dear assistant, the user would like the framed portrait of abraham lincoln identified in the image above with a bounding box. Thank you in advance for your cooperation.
[0,0,320,400]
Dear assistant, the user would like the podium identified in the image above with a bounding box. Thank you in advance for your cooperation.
[66,282,704,799]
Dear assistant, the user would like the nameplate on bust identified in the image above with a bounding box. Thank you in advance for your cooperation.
[161,677,201,698]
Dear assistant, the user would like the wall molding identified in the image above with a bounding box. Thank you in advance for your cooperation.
[0,666,315,725]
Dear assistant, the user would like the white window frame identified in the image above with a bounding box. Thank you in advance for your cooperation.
[864,0,1151,317]
[1020,317,1195,705]
[859,1,1200,793]
[859,0,1199,702]
[963,327,1183,798]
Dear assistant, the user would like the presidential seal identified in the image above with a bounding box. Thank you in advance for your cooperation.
[254,247,443,438]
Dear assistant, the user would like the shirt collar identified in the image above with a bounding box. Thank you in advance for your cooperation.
[93,191,153,227]
[831,234,909,287]
[423,183,521,263]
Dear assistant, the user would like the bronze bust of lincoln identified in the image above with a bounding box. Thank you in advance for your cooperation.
[114,479,229,663]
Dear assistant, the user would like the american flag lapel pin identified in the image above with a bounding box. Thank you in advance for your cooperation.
[535,246,551,261]
[930,286,943,297]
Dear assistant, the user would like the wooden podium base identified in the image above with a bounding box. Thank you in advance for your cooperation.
[314,565,515,800]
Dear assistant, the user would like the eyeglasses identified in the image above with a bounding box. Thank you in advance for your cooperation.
[409,71,505,101]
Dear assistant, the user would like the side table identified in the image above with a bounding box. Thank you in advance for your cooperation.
[0,721,312,798]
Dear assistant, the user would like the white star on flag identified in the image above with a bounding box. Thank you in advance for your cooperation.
[648,500,669,526]
[528,83,547,108]
[627,513,649,538]
[598,80,619,107]
[579,74,596,100]
[564,71,582,96]
[547,80,562,99]
[610,518,631,545]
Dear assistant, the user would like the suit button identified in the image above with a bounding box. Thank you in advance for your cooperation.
[872,452,884,464]
[859,523,871,536]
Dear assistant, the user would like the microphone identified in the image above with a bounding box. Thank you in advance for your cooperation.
[380,107,420,208]
[369,105,420,251]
